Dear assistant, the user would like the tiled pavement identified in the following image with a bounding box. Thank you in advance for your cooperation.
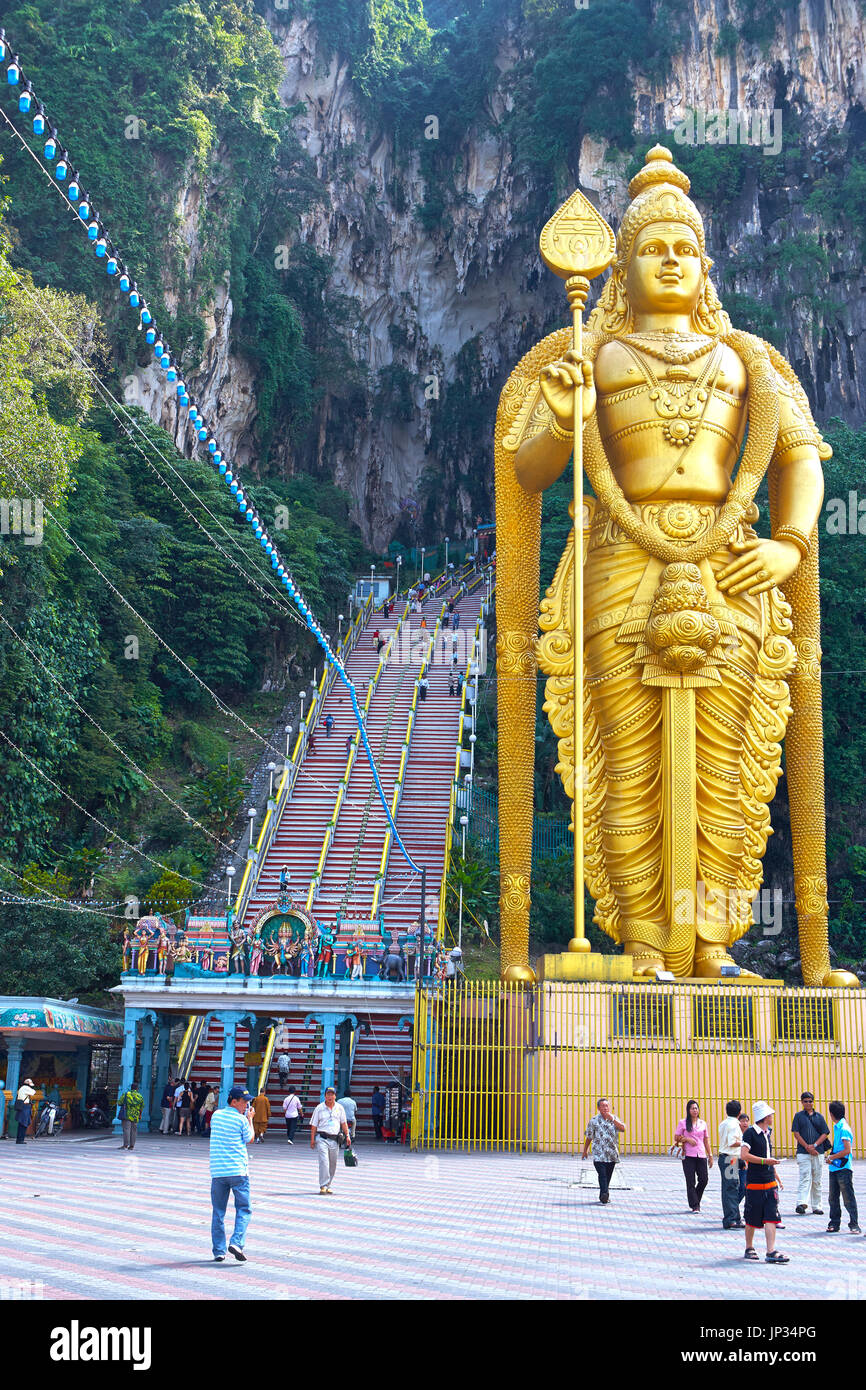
[1,1135,863,1300]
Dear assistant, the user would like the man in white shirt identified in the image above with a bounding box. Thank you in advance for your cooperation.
[310,1087,351,1194]
[15,1078,36,1145]
[337,1089,357,1141]
[718,1100,745,1230]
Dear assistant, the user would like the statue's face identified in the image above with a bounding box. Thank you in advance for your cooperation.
[625,221,703,317]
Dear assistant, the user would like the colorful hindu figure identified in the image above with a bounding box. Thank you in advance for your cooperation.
[315,936,334,978]
[250,930,263,976]
[156,928,169,975]
[495,143,858,987]
[121,928,131,972]
[133,924,151,974]
[228,924,249,976]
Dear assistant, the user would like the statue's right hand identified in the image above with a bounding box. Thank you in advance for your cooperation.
[540,351,596,427]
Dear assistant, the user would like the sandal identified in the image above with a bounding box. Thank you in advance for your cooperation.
[744,1248,759,1261]
[765,1251,790,1263]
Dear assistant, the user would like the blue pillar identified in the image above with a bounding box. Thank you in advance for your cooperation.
[74,1046,90,1129]
[4,1040,23,1139]
[217,1014,239,1109]
[320,1017,337,1098]
[152,1017,171,1132]
[113,1008,142,1135]
[139,1015,156,1131]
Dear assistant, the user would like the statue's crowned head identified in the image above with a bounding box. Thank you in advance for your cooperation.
[587,144,732,337]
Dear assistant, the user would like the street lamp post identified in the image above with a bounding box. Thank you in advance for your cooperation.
[420,546,426,586]
[469,733,477,783]
[444,536,449,573]
[458,814,469,950]
[246,807,257,862]
[338,613,344,643]
[267,762,277,800]
[299,689,308,728]
[284,724,293,758]
[225,864,236,910]
[396,555,402,596]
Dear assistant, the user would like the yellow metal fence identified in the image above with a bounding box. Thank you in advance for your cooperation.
[411,979,866,1155]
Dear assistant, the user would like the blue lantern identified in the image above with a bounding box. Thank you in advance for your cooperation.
[208,439,217,454]
[160,353,170,368]
[33,105,45,135]
[68,176,80,202]
[18,82,32,113]
[188,406,198,421]
[219,462,228,476]
[55,154,68,180]
[145,329,156,346]
[153,341,164,358]
[87,220,99,241]
[166,367,176,382]
[230,481,238,495]
[255,526,263,538]
[7,55,20,85]
[179,393,189,407]
[0,32,6,61]
[224,471,233,485]
[94,238,107,258]
[129,286,140,307]
[213,451,221,465]
[278,565,285,577]
[176,381,185,397]
[106,255,118,275]
[197,426,208,442]
[141,306,152,325]
[44,129,58,160]
[78,200,89,221]
[239,500,247,514]
[119,272,130,293]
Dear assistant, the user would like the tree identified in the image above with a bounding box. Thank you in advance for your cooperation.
[0,904,120,1001]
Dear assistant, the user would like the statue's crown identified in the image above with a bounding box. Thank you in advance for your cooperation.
[618,144,705,263]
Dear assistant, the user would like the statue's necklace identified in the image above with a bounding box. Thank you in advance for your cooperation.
[620,341,723,447]
[623,331,717,366]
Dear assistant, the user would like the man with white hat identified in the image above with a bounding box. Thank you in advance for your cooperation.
[739,1102,789,1264]
[14,1078,36,1145]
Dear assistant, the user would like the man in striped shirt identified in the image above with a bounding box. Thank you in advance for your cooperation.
[209,1086,254,1262]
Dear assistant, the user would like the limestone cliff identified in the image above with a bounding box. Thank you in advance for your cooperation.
[123,0,866,549]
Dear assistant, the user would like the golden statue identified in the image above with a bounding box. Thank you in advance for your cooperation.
[495,145,857,988]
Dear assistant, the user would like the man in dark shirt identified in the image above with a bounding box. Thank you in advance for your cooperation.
[791,1091,829,1216]
[160,1077,176,1134]
[371,1085,385,1141]
[194,1080,210,1135]
[740,1101,788,1264]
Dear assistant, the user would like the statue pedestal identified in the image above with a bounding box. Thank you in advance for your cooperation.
[536,952,634,982]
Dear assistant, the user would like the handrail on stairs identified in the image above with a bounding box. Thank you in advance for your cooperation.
[305,601,412,910]
[257,1025,277,1096]
[234,594,374,926]
[370,601,447,924]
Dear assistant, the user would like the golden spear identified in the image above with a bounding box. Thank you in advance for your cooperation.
[539,191,615,951]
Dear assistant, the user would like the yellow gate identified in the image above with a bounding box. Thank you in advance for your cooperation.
[411,979,866,1153]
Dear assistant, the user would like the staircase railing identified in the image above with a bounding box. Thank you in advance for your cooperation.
[235,594,374,926]
[370,601,447,924]
[257,1025,277,1096]
[436,574,493,941]
[305,602,411,910]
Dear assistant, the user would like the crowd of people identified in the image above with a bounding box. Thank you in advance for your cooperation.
[581,1088,860,1264]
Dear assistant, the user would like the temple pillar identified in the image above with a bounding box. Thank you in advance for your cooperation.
[152,1018,171,1132]
[216,1013,240,1108]
[139,1014,156,1131]
[304,1013,358,1101]
[2,1039,23,1138]
[113,1008,143,1134]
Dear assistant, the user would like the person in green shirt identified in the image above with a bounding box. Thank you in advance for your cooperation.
[118,1082,145,1151]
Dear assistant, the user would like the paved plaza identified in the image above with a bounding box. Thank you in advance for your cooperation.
[0,1134,863,1300]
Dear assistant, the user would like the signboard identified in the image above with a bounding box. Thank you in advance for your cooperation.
[243,1052,263,1068]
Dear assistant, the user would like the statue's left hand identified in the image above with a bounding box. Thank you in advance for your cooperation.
[716,538,802,596]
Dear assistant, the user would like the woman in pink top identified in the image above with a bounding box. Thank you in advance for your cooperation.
[674,1100,714,1213]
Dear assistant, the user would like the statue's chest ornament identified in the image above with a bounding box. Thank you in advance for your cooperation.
[621,339,723,448]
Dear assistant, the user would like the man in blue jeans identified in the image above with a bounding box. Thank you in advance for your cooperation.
[825,1100,861,1235]
[209,1085,255,1262]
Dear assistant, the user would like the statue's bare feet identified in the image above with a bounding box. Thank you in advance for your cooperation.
[693,946,762,980]
[630,946,665,977]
